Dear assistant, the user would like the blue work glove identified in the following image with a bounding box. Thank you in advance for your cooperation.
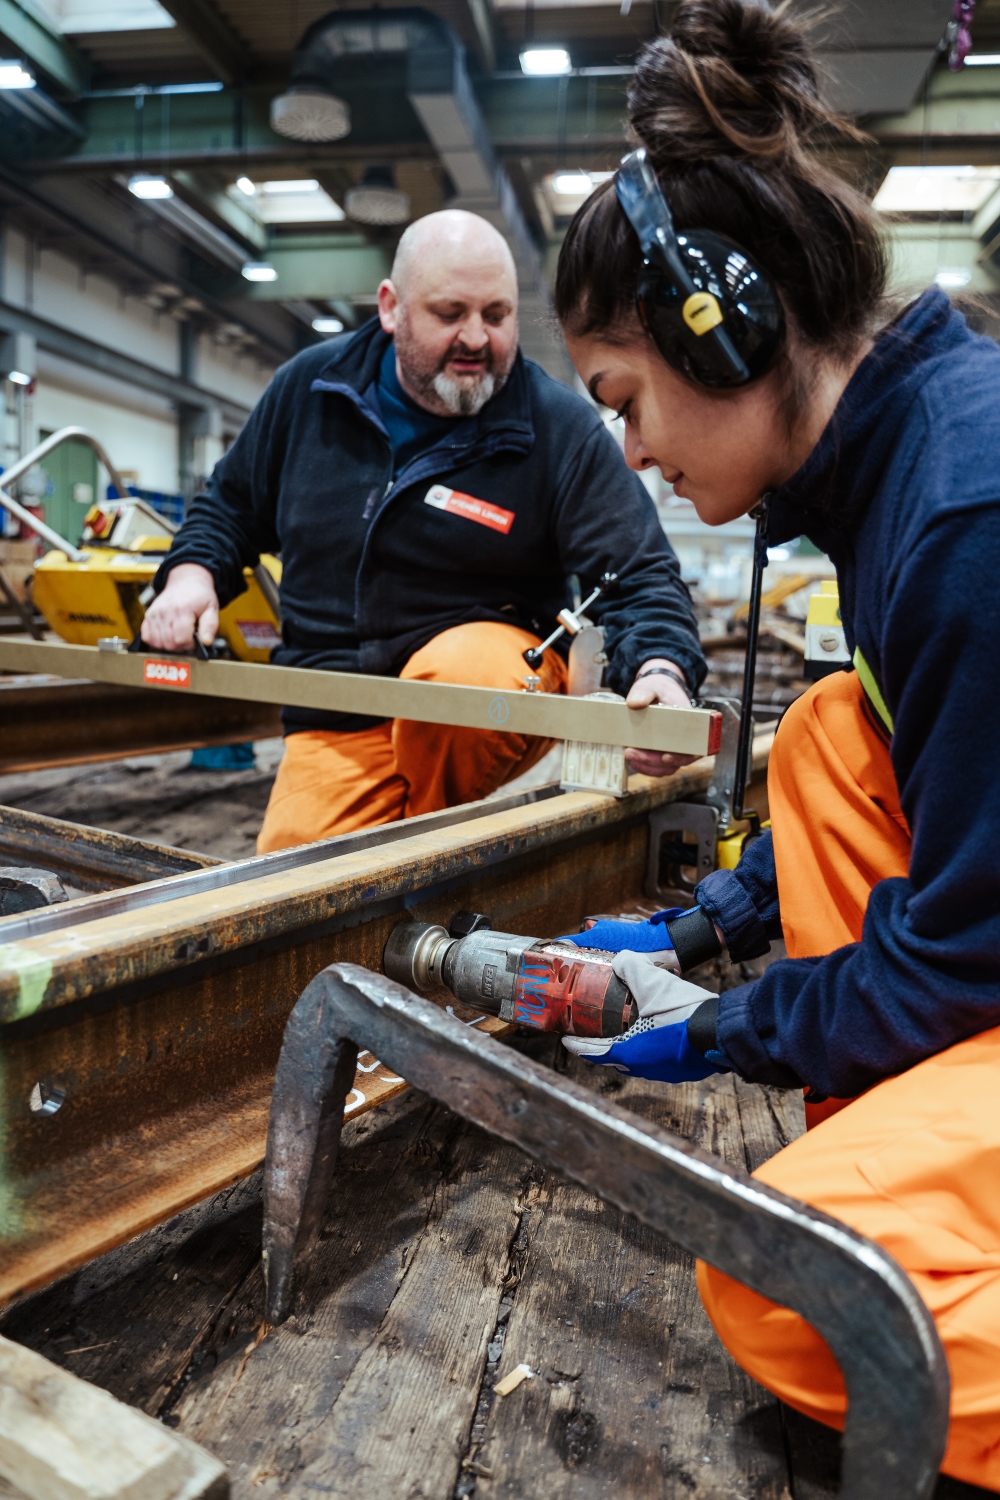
[562,951,725,1083]
[560,907,686,954]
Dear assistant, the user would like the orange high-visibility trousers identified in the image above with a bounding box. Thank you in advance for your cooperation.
[697,670,1000,1490]
[256,621,567,853]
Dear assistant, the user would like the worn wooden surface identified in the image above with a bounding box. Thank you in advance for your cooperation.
[0,758,987,1499]
[1,1020,988,1500]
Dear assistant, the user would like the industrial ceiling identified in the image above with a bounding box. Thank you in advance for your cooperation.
[0,0,995,377]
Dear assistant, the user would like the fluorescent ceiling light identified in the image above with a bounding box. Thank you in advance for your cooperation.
[240,179,344,225]
[128,173,173,199]
[261,179,320,194]
[552,170,592,195]
[312,316,344,334]
[242,262,278,282]
[934,267,972,287]
[545,169,614,207]
[873,165,1000,214]
[0,62,35,89]
[38,0,174,31]
[964,54,1000,65]
[520,48,571,75]
[7,370,32,386]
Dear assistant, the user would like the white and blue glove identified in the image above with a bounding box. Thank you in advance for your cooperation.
[562,951,725,1083]
[560,907,686,956]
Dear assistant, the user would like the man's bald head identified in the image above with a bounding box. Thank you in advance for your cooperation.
[377,210,520,418]
[390,210,517,302]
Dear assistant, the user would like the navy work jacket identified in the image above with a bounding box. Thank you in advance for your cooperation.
[158,320,704,733]
[698,290,1000,1098]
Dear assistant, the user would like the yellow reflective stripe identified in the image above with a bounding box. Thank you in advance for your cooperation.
[853,646,894,734]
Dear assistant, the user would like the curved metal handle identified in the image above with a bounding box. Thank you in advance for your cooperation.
[0,426,135,562]
[262,964,950,1500]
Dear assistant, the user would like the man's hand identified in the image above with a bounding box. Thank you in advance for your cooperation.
[625,657,699,778]
[140,563,219,651]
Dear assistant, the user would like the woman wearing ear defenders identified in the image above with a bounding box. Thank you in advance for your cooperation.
[553,0,1000,1487]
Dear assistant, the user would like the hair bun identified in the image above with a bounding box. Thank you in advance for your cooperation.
[629,0,853,164]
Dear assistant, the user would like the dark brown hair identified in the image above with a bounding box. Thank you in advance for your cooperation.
[555,0,887,362]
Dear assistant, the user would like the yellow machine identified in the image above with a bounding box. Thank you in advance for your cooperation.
[804,579,849,681]
[30,497,282,663]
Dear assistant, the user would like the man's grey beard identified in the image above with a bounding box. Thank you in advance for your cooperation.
[394,313,514,417]
[432,368,497,416]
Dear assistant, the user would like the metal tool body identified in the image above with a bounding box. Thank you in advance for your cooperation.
[262,964,950,1499]
[384,921,635,1036]
[523,572,617,669]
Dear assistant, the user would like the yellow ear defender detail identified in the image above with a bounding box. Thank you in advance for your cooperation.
[682,291,724,336]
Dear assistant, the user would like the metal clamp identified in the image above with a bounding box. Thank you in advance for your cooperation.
[262,964,949,1500]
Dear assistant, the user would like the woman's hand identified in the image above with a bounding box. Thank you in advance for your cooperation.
[625,658,699,778]
[562,953,723,1083]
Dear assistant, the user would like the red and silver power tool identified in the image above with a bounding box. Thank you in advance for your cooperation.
[383,913,636,1038]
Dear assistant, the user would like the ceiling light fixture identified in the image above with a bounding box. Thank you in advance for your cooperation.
[964,53,1000,65]
[236,175,256,195]
[552,170,593,195]
[873,165,1000,214]
[7,370,32,386]
[128,173,173,199]
[934,267,972,287]
[345,166,410,226]
[260,179,320,194]
[270,87,350,143]
[0,62,35,89]
[312,316,344,334]
[241,262,278,282]
[520,48,571,76]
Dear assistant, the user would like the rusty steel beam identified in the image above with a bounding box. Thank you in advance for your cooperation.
[0,674,282,773]
[0,742,771,1306]
[0,806,221,893]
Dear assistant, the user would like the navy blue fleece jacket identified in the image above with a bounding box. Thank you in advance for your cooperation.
[697,290,1000,1098]
[156,319,703,733]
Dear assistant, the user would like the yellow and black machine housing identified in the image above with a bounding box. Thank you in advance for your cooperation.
[30,495,282,663]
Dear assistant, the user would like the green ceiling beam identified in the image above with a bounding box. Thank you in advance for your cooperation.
[0,0,89,95]
[172,170,268,252]
[236,238,392,301]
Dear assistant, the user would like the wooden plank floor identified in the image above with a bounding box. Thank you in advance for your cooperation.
[1,1019,990,1498]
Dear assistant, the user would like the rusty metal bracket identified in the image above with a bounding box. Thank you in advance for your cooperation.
[262,964,950,1500]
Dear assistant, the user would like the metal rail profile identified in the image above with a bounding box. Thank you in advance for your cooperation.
[0,640,721,757]
[263,964,951,1500]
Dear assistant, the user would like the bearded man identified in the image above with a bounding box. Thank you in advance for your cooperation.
[143,210,704,852]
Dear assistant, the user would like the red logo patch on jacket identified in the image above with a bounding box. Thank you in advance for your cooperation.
[424,484,515,535]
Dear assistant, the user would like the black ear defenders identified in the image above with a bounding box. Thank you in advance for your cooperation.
[615,148,785,388]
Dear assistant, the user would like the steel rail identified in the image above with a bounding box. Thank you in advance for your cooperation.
[0,767,710,1301]
[0,785,562,946]
[0,639,721,758]
[0,673,283,775]
[263,965,951,1500]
